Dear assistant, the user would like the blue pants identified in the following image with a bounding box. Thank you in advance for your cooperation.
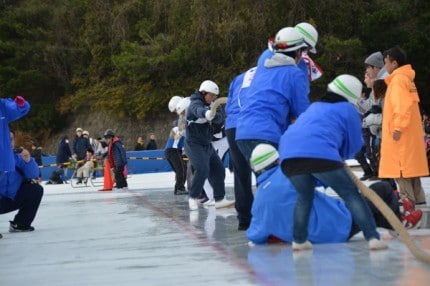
[0,183,44,226]
[226,129,253,224]
[184,141,225,200]
[287,167,380,243]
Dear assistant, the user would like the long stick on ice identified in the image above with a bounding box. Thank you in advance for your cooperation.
[346,165,430,263]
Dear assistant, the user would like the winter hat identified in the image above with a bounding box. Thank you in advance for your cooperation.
[76,127,83,132]
[327,74,363,105]
[364,52,384,69]
[250,144,279,173]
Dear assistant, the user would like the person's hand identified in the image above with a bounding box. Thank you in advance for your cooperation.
[20,149,31,163]
[393,130,401,141]
[205,110,215,121]
[14,95,25,107]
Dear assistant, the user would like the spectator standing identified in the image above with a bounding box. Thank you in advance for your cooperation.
[104,129,128,189]
[279,74,388,251]
[145,133,158,150]
[379,46,428,205]
[72,127,91,161]
[0,131,43,233]
[134,136,145,151]
[30,142,43,180]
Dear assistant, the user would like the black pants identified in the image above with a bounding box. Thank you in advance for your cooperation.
[113,166,128,188]
[349,181,401,238]
[165,148,187,191]
[0,183,44,226]
[226,128,253,225]
[354,128,375,176]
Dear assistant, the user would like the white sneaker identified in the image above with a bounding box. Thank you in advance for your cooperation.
[215,198,235,209]
[368,238,388,250]
[188,198,199,211]
[292,240,313,251]
[202,198,215,208]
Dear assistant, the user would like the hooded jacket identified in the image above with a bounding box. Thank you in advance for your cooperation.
[185,90,223,146]
[379,64,428,178]
[235,53,310,145]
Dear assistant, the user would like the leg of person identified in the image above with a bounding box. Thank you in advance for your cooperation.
[366,181,401,229]
[314,168,386,250]
[354,144,373,180]
[184,142,211,210]
[287,173,315,250]
[396,177,415,203]
[411,177,427,205]
[114,166,126,189]
[226,129,253,230]
[207,147,231,208]
[166,148,188,195]
[9,183,44,232]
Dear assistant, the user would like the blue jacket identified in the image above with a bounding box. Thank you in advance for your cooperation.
[73,136,91,160]
[246,167,352,244]
[235,53,310,145]
[279,101,363,162]
[0,153,39,200]
[0,98,30,172]
[186,90,223,146]
[108,137,127,168]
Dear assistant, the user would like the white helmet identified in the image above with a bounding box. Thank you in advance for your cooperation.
[273,27,307,53]
[199,80,219,95]
[176,97,190,114]
[168,95,183,112]
[250,144,279,173]
[327,74,363,105]
[295,22,318,54]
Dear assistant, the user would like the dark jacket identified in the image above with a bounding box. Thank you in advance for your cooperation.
[73,136,91,160]
[145,140,157,150]
[186,91,224,146]
[108,137,127,168]
[56,136,72,166]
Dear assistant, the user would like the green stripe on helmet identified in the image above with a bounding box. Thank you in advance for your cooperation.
[251,150,277,167]
[333,78,358,100]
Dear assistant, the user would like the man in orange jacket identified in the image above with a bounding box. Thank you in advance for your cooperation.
[379,46,428,206]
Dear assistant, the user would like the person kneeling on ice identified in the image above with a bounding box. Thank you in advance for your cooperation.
[0,131,43,233]
[247,144,422,246]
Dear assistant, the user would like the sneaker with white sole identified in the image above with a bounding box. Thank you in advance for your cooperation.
[368,238,388,250]
[188,198,199,211]
[292,240,313,251]
[215,198,235,209]
[202,198,215,208]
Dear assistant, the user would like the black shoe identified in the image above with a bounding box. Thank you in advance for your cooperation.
[174,187,189,195]
[238,222,250,231]
[0,233,2,239]
[9,221,35,232]
[360,173,373,181]
[76,178,82,184]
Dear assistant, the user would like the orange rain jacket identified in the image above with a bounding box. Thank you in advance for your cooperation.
[379,64,429,178]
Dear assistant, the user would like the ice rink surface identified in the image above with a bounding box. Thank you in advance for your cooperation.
[1,168,430,286]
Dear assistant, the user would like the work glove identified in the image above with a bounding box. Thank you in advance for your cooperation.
[205,110,215,121]
[14,95,25,107]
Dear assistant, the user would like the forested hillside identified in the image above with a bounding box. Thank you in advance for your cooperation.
[1,0,430,150]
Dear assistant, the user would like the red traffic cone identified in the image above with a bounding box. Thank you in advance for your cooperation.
[98,159,113,191]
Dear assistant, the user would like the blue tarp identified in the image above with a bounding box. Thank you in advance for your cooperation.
[39,150,230,181]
